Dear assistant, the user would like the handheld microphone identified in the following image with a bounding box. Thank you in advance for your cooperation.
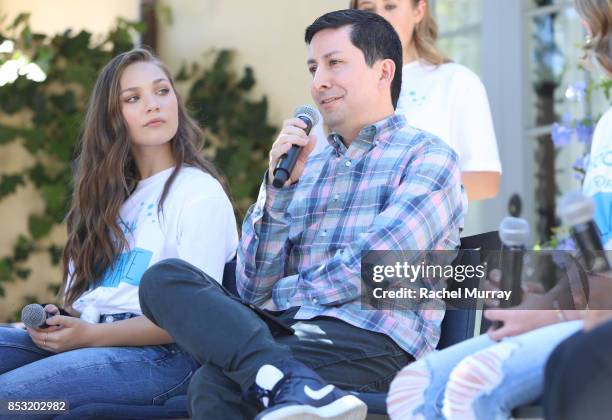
[498,217,530,307]
[21,304,53,329]
[559,191,610,273]
[272,105,319,188]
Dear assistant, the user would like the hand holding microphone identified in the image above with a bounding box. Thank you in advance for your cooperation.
[558,190,610,273]
[559,191,612,310]
[21,303,61,329]
[269,105,319,188]
[21,303,92,352]
[498,216,530,307]
[484,217,532,339]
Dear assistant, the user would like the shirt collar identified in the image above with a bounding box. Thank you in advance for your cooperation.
[325,114,407,155]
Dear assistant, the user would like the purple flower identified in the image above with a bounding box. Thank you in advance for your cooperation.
[561,112,573,126]
[573,156,584,170]
[572,155,590,182]
[565,81,587,102]
[576,117,594,144]
[557,237,576,251]
[552,238,576,267]
[551,122,573,148]
[582,154,590,171]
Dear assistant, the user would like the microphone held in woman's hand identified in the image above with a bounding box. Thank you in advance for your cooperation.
[21,303,55,329]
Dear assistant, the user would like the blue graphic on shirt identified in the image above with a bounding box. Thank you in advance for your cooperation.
[119,218,137,236]
[408,90,426,106]
[97,247,153,288]
[584,145,611,247]
[92,199,160,288]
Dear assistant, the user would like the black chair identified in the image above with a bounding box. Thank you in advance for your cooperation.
[62,231,501,419]
[354,231,501,417]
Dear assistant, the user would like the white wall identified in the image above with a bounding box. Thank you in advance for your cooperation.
[0,0,139,34]
[158,0,347,124]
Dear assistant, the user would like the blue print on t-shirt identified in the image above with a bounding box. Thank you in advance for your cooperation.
[98,247,153,288]
[119,218,137,236]
[592,192,612,246]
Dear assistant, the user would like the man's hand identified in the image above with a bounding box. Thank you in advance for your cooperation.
[268,117,316,187]
[28,313,95,353]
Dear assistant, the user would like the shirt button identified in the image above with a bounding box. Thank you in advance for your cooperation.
[333,194,340,201]
[345,161,352,167]
[312,298,318,304]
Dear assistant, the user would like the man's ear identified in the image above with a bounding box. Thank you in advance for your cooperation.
[378,58,396,90]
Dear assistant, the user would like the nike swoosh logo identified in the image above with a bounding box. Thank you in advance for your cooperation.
[304,384,335,400]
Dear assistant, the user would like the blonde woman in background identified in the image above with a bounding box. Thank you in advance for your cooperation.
[351,0,501,201]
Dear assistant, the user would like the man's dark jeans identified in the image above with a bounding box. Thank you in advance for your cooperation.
[139,259,413,419]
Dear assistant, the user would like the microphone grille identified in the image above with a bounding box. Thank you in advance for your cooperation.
[499,217,530,247]
[294,105,320,126]
[558,190,595,227]
[21,303,46,329]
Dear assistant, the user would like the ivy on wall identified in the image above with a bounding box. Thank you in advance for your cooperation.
[178,50,276,214]
[0,14,276,320]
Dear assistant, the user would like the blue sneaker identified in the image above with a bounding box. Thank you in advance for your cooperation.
[249,360,367,420]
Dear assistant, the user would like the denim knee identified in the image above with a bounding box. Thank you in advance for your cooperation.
[0,328,50,377]
[387,360,437,420]
[139,259,191,306]
[443,341,519,420]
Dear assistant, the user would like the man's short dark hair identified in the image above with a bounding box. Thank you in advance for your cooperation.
[305,9,403,109]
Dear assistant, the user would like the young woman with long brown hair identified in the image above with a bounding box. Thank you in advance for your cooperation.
[0,48,238,414]
[350,0,502,201]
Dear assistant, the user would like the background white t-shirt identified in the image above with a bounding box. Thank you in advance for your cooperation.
[583,107,612,249]
[396,60,502,173]
[312,60,502,174]
[71,166,238,321]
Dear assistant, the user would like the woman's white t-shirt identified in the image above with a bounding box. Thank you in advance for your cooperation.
[70,166,238,321]
[583,107,612,248]
[396,60,502,173]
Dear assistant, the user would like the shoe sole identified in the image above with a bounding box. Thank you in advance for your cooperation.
[256,395,367,420]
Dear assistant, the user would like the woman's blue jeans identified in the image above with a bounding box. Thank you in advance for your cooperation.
[387,320,584,420]
[0,326,199,419]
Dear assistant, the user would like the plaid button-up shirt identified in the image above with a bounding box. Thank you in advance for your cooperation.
[237,114,466,358]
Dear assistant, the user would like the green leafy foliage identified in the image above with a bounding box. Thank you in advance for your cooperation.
[0,15,138,303]
[0,174,25,200]
[181,50,276,215]
[0,15,276,317]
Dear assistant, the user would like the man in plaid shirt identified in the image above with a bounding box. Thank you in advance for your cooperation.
[140,9,465,420]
